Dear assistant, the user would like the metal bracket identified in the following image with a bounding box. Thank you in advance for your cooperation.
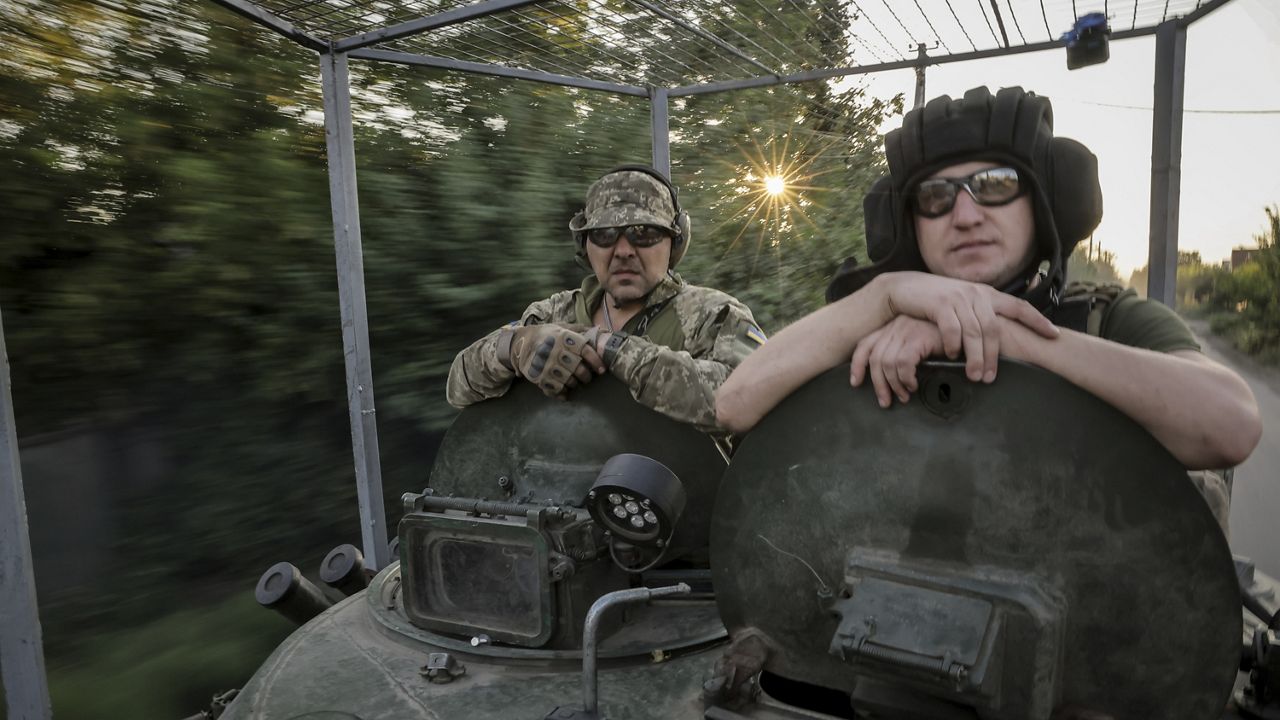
[702,632,770,710]
[548,552,576,582]
[827,575,992,693]
[420,652,467,684]
[833,625,971,690]
[1239,628,1280,717]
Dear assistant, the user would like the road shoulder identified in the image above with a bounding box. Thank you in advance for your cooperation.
[1183,316,1280,397]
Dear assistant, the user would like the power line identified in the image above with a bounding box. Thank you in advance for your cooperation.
[975,0,1001,46]
[912,0,952,53]
[850,2,901,60]
[1003,0,1027,44]
[945,0,978,51]
[1072,100,1280,114]
[985,0,1010,47]
[879,0,920,47]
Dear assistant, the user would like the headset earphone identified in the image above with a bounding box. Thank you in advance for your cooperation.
[569,165,692,268]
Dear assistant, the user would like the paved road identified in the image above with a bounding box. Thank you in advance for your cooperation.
[1186,320,1280,579]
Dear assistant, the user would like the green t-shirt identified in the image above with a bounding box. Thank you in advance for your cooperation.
[1091,287,1201,354]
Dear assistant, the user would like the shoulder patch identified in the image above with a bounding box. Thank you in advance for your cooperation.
[744,324,767,346]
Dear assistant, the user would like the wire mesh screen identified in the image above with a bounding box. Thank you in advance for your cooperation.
[234,0,1217,88]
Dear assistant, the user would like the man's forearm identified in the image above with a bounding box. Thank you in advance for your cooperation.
[608,342,720,432]
[445,331,517,408]
[1011,327,1262,469]
[715,281,891,434]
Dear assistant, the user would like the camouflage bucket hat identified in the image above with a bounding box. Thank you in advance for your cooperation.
[579,170,679,232]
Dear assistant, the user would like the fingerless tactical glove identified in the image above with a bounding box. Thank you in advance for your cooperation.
[497,324,592,397]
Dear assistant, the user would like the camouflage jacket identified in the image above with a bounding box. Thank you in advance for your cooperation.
[446,273,764,434]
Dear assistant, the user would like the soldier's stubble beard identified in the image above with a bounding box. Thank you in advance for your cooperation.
[601,257,662,309]
[588,236,671,310]
[604,274,655,309]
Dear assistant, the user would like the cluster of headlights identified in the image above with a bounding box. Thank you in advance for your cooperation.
[605,492,660,531]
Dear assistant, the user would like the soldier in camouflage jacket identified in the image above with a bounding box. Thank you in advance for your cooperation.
[446,166,764,435]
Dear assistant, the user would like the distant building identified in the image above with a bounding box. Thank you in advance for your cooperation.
[1232,248,1261,270]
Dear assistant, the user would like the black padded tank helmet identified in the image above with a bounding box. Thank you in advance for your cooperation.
[827,86,1103,310]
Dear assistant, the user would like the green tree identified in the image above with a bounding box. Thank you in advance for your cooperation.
[1067,246,1122,285]
[1179,206,1280,361]
[1,2,897,716]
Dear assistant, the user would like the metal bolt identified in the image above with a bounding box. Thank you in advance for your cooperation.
[470,634,491,647]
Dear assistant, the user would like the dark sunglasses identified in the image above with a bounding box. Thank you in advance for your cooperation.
[912,167,1025,218]
[586,225,670,249]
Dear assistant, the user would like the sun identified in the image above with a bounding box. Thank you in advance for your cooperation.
[708,123,850,284]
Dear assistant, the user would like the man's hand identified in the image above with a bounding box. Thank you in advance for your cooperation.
[874,272,1059,383]
[589,329,612,357]
[502,324,606,398]
[851,315,945,408]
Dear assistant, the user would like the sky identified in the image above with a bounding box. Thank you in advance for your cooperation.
[845,0,1280,276]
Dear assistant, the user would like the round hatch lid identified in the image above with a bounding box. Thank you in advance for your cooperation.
[710,361,1238,719]
[429,375,725,559]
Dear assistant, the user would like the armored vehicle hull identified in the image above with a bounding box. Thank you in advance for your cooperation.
[223,366,1276,720]
[224,565,725,720]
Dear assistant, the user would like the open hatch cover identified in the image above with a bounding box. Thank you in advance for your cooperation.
[710,360,1239,719]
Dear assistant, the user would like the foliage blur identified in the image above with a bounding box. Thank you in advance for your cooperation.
[1158,206,1280,364]
[1066,242,1123,286]
[0,1,895,717]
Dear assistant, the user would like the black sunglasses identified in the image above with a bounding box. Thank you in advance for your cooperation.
[586,225,671,249]
[912,167,1026,218]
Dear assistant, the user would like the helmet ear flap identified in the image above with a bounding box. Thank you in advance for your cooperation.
[1047,137,1103,253]
[863,175,897,263]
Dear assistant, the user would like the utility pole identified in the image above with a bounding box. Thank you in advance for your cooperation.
[1147,20,1186,306]
[0,307,52,720]
[913,43,928,109]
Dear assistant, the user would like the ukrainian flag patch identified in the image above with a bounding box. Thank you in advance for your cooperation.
[744,324,767,346]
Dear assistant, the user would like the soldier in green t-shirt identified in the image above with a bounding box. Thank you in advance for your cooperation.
[717,87,1260,479]
[447,166,764,435]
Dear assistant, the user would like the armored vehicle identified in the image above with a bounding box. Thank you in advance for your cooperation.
[1,4,1258,719]
[218,360,1280,720]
